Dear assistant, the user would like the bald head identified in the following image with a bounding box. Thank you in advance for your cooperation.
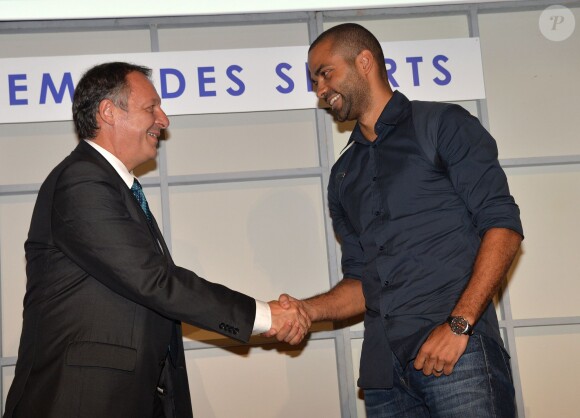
[309,23,388,82]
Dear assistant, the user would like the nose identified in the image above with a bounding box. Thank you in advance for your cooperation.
[156,107,170,129]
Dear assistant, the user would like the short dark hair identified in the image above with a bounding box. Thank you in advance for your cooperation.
[309,23,387,80]
[72,62,152,140]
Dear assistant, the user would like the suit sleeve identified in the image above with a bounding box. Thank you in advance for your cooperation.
[51,160,256,343]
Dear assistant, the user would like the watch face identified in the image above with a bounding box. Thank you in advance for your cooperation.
[450,316,468,335]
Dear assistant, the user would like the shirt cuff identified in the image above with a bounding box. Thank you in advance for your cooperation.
[252,299,272,335]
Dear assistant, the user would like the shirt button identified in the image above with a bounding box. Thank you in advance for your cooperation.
[384,314,390,320]
[379,246,384,251]
[372,176,377,181]
[384,280,389,286]
[374,211,380,216]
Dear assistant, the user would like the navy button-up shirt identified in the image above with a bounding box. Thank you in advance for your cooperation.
[328,91,523,389]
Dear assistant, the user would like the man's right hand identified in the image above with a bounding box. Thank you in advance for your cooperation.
[263,297,311,345]
[263,279,365,345]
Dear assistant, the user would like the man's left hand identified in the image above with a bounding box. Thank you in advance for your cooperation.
[413,324,469,376]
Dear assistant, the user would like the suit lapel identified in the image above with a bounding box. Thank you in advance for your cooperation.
[75,141,172,263]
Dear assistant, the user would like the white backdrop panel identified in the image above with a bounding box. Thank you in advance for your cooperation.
[165,110,318,176]
[169,179,330,341]
[480,8,580,159]
[0,122,76,186]
[185,339,341,418]
[0,196,34,357]
[2,367,15,416]
[506,165,580,319]
[158,23,310,51]
[0,30,151,58]
[515,325,580,418]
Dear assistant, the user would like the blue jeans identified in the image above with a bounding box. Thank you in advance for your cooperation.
[364,334,515,418]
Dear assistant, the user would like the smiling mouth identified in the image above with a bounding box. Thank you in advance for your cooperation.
[328,94,340,108]
[147,132,159,139]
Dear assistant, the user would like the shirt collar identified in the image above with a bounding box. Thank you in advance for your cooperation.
[346,90,410,148]
[84,139,135,188]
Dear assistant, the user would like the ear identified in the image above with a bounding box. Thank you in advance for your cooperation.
[98,99,116,126]
[357,50,374,75]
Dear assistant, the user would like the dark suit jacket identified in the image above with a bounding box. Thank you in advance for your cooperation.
[4,141,256,418]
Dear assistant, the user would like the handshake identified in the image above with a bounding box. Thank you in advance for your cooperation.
[263,294,313,345]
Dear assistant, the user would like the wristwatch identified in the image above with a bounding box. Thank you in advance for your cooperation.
[446,316,474,336]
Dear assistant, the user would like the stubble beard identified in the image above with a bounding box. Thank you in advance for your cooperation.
[334,71,370,123]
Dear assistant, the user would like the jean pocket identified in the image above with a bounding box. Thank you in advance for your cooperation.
[479,334,514,383]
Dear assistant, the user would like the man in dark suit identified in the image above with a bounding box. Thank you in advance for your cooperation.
[4,62,308,418]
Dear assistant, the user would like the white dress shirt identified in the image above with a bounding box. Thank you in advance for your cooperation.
[84,139,271,334]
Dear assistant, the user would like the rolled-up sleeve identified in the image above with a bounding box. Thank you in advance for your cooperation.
[437,106,524,238]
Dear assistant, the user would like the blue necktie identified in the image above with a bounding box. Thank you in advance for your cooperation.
[131,179,152,224]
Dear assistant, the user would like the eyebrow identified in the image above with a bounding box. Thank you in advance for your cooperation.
[313,64,324,77]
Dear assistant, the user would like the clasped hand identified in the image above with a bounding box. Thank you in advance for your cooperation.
[263,294,311,345]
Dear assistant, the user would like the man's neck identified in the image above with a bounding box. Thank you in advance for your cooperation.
[359,89,393,142]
